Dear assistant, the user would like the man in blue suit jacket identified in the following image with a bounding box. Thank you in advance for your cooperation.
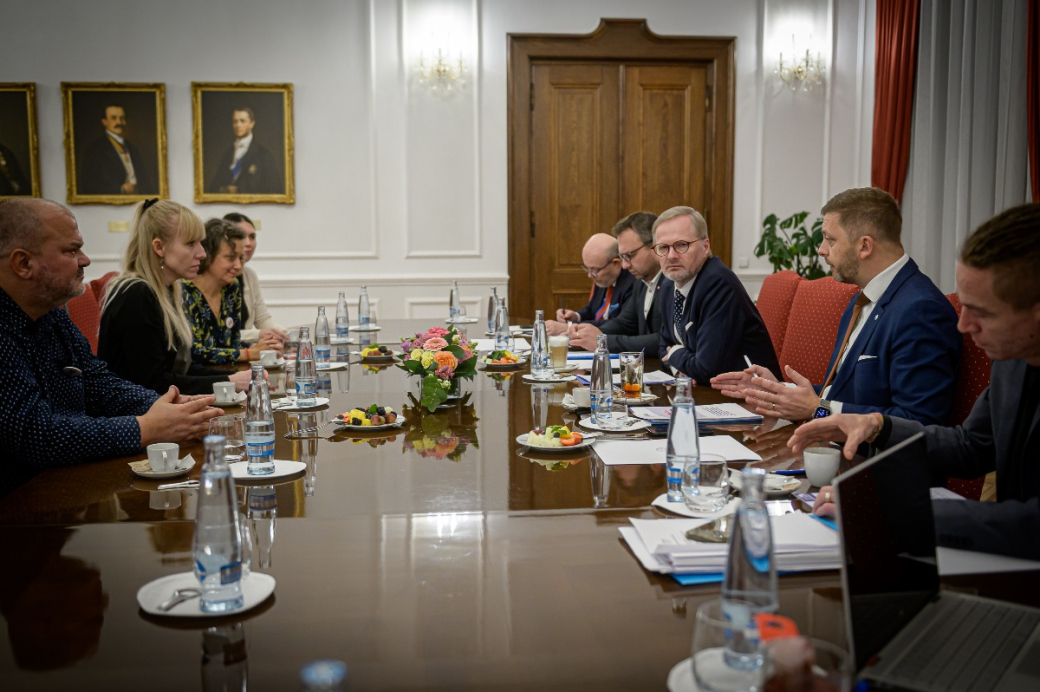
[792,202,1040,559]
[655,206,780,383]
[712,187,959,425]
[548,233,635,334]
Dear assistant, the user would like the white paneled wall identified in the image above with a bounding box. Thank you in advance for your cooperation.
[1,0,873,319]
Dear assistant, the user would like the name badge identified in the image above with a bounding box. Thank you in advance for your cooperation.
[226,316,234,329]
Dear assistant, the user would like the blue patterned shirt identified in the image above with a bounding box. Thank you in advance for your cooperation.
[181,280,246,365]
[0,287,157,495]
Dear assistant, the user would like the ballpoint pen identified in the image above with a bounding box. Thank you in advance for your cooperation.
[744,355,754,369]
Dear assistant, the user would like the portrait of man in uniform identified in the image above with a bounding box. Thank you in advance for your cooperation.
[193,83,294,204]
[62,83,168,204]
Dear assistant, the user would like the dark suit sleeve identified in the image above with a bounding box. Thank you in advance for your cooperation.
[126,141,156,194]
[932,498,1040,559]
[666,275,763,383]
[601,286,659,353]
[576,287,598,323]
[840,295,961,424]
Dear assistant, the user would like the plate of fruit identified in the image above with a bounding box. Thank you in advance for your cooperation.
[481,350,527,369]
[333,405,403,431]
[515,425,594,453]
[357,345,398,360]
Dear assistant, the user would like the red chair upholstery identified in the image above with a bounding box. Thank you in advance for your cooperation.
[756,270,803,356]
[65,289,102,354]
[90,271,118,304]
[943,293,991,500]
[777,277,859,383]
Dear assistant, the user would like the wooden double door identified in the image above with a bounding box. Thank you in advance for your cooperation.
[508,20,735,319]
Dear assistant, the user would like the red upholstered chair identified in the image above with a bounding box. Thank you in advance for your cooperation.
[777,277,859,383]
[755,270,803,356]
[943,293,991,500]
[65,289,102,354]
[90,271,118,304]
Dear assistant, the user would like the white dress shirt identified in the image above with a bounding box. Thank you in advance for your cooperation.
[821,253,910,411]
[666,274,698,371]
[231,133,253,169]
[642,271,662,320]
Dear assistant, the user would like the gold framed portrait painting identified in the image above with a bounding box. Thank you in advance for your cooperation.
[192,83,294,204]
[62,82,168,204]
[0,83,41,199]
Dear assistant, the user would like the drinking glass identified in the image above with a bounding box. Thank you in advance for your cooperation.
[210,415,245,463]
[762,637,851,691]
[683,453,730,512]
[619,351,644,398]
[549,335,570,369]
[692,598,765,692]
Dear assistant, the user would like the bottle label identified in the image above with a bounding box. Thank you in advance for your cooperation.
[336,326,349,337]
[296,380,317,398]
[246,436,274,458]
[220,561,242,585]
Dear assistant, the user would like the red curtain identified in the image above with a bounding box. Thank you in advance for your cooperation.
[1029,0,1040,202]
[871,0,920,204]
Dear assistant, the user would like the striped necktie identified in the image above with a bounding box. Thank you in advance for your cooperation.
[822,292,871,388]
[595,285,614,321]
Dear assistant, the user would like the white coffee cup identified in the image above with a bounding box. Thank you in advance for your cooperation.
[213,381,236,403]
[571,386,592,408]
[147,443,180,473]
[259,349,278,366]
[803,446,842,487]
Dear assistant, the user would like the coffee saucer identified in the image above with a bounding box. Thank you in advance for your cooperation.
[137,571,275,618]
[213,391,247,408]
[129,455,196,480]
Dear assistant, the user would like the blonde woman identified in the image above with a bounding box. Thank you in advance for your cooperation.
[98,199,252,395]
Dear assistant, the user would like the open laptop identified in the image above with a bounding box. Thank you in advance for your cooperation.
[833,432,1040,692]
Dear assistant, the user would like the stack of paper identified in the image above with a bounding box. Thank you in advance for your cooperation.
[621,513,840,576]
[472,338,531,352]
[629,403,762,424]
[594,436,762,466]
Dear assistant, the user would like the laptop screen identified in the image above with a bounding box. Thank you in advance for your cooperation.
[834,432,940,671]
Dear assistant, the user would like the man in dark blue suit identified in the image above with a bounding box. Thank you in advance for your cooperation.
[713,187,960,425]
[569,211,670,353]
[656,206,780,383]
[792,202,1040,559]
[547,233,635,335]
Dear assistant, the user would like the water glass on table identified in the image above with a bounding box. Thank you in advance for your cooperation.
[210,415,245,463]
[619,351,644,398]
[683,453,730,512]
[692,598,766,692]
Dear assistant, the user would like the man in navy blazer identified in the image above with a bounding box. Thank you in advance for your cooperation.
[713,187,960,426]
[792,202,1040,559]
[547,233,635,334]
[569,211,670,353]
[655,206,780,382]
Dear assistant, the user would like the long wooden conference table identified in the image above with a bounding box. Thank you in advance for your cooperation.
[0,319,1034,690]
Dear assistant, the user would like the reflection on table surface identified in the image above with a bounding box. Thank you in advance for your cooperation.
[0,320,804,527]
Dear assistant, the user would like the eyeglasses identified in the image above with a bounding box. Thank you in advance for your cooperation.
[652,238,708,257]
[580,259,616,277]
[618,242,651,263]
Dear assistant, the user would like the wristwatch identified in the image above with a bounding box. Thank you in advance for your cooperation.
[813,399,833,419]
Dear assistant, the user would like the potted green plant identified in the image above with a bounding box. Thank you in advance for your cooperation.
[753,211,828,279]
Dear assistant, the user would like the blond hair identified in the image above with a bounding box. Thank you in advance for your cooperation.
[103,200,204,351]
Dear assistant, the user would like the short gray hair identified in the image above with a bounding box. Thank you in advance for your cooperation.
[652,206,709,240]
[0,198,70,257]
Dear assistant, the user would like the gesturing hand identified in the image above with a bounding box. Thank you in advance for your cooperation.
[787,413,878,460]
[744,365,819,421]
[710,364,777,398]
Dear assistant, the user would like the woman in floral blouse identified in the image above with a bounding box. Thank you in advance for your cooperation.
[182,219,280,364]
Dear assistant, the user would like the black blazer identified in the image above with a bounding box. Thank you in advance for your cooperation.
[658,256,780,382]
[208,140,282,194]
[599,275,671,353]
[79,135,155,195]
[576,268,636,325]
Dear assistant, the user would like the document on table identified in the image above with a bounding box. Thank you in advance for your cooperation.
[594,435,762,466]
[623,513,840,574]
[629,403,762,424]
[472,338,531,352]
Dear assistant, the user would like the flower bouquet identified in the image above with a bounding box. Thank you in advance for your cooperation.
[398,325,478,412]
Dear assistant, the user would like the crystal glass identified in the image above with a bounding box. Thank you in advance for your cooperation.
[683,453,730,512]
[692,598,765,692]
[210,415,245,464]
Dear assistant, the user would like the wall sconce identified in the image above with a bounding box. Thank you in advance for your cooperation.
[775,34,824,91]
[416,47,466,95]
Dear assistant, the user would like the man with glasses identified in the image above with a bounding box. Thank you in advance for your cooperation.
[711,187,959,426]
[656,206,780,383]
[568,212,671,353]
[546,233,635,336]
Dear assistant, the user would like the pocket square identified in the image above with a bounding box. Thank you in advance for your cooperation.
[857,355,878,361]
[685,322,693,331]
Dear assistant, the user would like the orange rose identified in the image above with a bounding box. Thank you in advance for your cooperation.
[433,351,458,370]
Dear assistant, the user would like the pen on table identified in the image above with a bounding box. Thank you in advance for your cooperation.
[744,355,754,369]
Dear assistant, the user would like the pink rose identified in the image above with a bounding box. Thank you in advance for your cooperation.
[424,337,449,351]
[435,364,455,379]
[425,327,449,338]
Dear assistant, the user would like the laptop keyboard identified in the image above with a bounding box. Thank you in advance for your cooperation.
[885,597,1039,692]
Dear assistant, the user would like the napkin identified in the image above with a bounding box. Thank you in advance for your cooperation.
[129,454,194,474]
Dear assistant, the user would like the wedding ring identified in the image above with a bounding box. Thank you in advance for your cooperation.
[771,402,776,410]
